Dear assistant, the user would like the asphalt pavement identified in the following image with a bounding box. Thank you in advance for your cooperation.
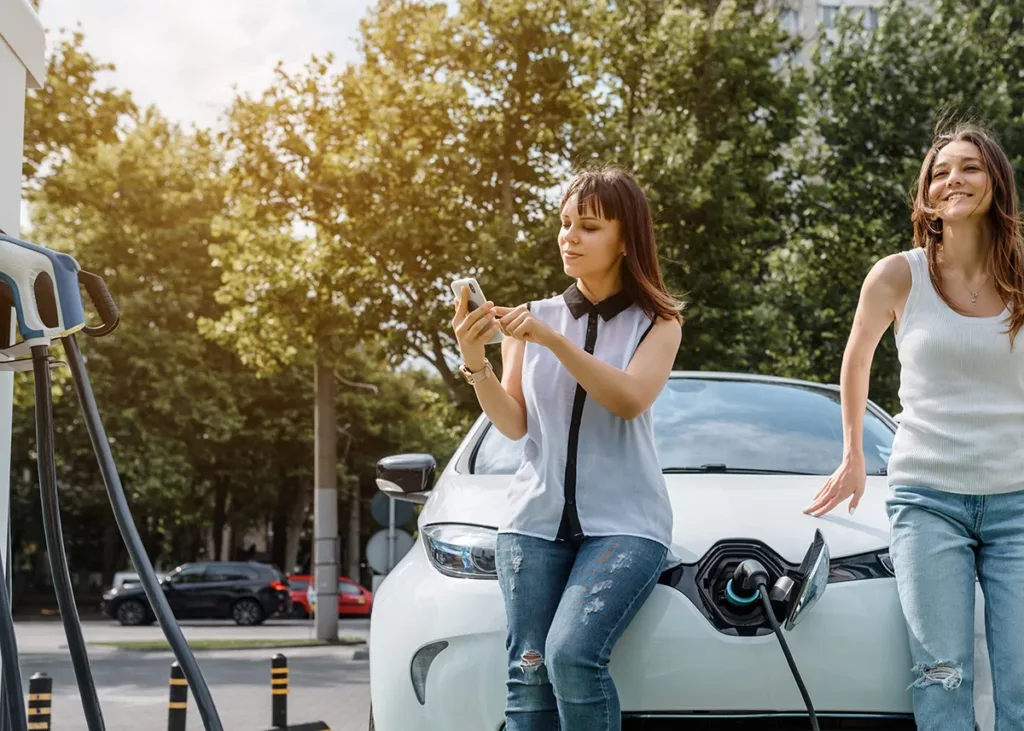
[13,617,370,651]
[7,620,371,731]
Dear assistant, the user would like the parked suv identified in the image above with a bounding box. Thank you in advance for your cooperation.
[101,561,291,626]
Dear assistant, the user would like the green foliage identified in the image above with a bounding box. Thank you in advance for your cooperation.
[21,0,1024,586]
[23,30,135,189]
[762,0,1024,412]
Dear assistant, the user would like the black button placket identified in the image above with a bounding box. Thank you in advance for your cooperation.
[559,310,599,543]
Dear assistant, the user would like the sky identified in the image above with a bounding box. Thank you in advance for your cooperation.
[35,0,376,130]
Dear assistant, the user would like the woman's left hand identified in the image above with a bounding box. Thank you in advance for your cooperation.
[494,306,558,347]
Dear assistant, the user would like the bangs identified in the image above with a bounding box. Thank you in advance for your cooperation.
[562,172,629,222]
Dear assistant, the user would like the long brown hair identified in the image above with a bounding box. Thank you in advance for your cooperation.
[911,122,1024,345]
[561,166,684,323]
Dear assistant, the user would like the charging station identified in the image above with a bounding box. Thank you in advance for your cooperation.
[0,0,46,624]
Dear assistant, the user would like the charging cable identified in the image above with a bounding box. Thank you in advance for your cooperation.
[732,559,820,731]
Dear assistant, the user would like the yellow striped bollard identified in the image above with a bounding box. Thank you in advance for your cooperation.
[271,653,288,728]
[27,673,51,731]
[168,661,188,731]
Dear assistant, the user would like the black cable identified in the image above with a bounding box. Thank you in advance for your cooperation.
[62,335,224,731]
[31,345,105,731]
[758,584,820,731]
[0,537,26,731]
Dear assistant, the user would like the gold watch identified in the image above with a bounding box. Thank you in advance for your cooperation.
[459,359,493,385]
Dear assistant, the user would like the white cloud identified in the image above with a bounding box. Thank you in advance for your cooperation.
[36,0,375,129]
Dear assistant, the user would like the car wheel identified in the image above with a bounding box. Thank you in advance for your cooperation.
[232,598,265,626]
[115,599,147,626]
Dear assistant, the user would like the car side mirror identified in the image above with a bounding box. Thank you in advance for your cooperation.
[376,453,436,505]
[769,529,830,630]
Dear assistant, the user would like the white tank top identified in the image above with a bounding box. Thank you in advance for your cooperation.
[888,246,1024,494]
[498,283,673,549]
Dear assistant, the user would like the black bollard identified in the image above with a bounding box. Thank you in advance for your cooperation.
[167,662,188,731]
[271,654,288,728]
[27,673,51,731]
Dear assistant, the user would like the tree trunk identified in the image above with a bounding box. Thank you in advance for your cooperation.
[285,485,308,574]
[347,483,360,582]
[211,480,228,561]
[102,520,120,586]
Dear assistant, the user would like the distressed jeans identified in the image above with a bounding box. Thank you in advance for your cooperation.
[495,533,666,731]
[887,485,1024,731]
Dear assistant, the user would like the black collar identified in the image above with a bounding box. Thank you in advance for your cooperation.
[562,282,632,321]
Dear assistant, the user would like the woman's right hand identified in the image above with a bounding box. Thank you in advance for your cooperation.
[451,286,499,370]
[804,453,866,516]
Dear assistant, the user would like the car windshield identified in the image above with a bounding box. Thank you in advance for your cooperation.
[472,377,894,476]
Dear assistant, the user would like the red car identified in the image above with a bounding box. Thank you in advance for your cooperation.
[287,574,373,617]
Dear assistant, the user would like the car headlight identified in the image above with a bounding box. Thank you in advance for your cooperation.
[422,524,497,579]
[828,549,896,583]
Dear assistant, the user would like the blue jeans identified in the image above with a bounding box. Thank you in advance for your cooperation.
[887,485,1024,731]
[495,533,667,731]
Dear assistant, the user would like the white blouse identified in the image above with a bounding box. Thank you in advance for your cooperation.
[498,283,674,550]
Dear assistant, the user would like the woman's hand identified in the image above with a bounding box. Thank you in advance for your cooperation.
[804,453,866,516]
[451,286,499,369]
[494,306,558,348]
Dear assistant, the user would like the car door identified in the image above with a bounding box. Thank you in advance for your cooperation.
[204,564,255,617]
[164,565,211,618]
[338,579,367,614]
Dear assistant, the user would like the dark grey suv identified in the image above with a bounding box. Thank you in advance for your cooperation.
[101,561,292,626]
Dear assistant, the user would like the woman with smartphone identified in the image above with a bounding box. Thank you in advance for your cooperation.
[804,124,1024,730]
[451,167,683,731]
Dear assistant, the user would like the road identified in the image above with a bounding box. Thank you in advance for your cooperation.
[13,618,370,650]
[8,620,372,731]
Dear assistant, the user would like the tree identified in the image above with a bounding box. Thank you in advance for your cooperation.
[20,111,272,576]
[577,0,807,373]
[762,0,1024,411]
[23,29,135,190]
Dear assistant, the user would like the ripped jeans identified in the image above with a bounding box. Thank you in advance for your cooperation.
[887,485,1024,731]
[495,533,666,731]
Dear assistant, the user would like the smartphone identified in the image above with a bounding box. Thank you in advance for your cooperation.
[451,277,502,345]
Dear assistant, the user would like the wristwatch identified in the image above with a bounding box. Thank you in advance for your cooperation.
[459,359,493,385]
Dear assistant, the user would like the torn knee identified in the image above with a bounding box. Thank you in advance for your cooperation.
[910,661,963,691]
[520,650,544,671]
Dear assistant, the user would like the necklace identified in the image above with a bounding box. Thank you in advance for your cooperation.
[969,274,991,304]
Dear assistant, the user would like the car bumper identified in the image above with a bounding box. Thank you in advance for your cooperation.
[370,542,931,731]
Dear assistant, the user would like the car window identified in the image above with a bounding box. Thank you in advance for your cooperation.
[206,566,254,582]
[288,578,309,591]
[338,581,363,596]
[168,566,207,585]
[472,378,894,476]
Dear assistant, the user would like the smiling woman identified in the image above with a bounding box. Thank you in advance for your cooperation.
[806,122,1024,731]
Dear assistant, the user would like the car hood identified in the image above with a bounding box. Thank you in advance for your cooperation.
[420,473,892,564]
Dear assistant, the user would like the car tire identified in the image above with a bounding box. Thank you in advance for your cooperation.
[115,599,147,626]
[232,598,265,626]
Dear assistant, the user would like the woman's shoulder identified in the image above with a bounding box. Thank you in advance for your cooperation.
[867,251,913,294]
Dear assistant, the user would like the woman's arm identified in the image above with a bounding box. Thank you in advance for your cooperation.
[547,317,681,420]
[804,254,909,516]
[468,335,528,441]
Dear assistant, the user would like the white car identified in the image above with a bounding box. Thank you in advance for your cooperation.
[369,372,994,731]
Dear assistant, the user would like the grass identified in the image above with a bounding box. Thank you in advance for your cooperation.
[90,637,366,652]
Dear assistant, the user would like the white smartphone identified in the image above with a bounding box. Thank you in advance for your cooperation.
[451,277,502,345]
